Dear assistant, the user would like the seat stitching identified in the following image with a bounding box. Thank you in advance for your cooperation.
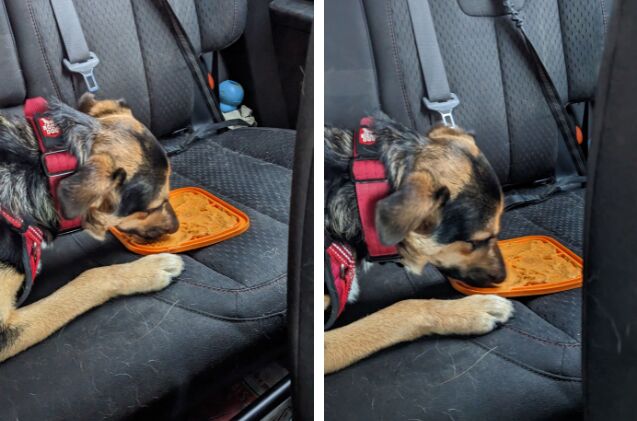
[231,0,237,44]
[152,295,286,322]
[470,340,581,382]
[520,301,579,341]
[176,272,286,293]
[494,18,513,183]
[26,0,63,100]
[502,325,580,347]
[129,0,153,131]
[384,0,416,128]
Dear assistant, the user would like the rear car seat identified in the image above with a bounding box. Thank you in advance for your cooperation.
[325,0,611,419]
[0,0,293,419]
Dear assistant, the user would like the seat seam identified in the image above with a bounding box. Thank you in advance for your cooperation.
[26,0,63,100]
[176,272,286,293]
[494,17,513,183]
[501,325,580,347]
[470,340,581,382]
[520,301,579,341]
[152,295,286,322]
[129,0,154,131]
[383,0,416,128]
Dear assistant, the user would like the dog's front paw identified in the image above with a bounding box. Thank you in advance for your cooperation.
[422,295,513,336]
[451,295,514,335]
[117,253,184,295]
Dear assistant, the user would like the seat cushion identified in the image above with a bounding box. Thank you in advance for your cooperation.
[325,188,584,420]
[0,128,292,420]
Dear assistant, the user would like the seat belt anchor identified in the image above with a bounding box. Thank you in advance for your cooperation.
[63,52,100,93]
[423,93,460,127]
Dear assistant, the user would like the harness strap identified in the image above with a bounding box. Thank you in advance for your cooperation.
[351,117,400,261]
[0,208,44,307]
[24,97,81,232]
[324,242,356,330]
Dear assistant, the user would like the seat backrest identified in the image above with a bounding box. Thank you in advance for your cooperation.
[326,0,612,186]
[0,0,25,115]
[3,0,246,137]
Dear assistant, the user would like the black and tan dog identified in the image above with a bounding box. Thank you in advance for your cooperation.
[0,93,183,362]
[324,115,514,374]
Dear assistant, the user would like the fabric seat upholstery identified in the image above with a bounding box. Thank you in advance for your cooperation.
[325,0,609,418]
[0,0,294,419]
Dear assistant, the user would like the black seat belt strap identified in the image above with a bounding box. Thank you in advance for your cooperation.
[407,0,459,127]
[157,0,224,123]
[505,175,586,211]
[50,0,100,92]
[503,0,587,176]
[163,119,249,156]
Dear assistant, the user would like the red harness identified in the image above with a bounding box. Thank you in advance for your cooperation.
[0,98,80,306]
[351,117,399,261]
[24,97,81,232]
[325,117,399,328]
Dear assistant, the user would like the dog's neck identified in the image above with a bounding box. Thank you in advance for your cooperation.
[0,115,87,233]
[324,120,427,251]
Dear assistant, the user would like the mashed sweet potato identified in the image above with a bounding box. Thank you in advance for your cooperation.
[131,192,238,247]
[499,239,580,288]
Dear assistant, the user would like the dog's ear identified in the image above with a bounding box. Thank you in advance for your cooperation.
[47,97,100,156]
[57,154,126,219]
[375,172,449,245]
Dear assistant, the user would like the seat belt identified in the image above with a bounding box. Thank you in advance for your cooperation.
[505,175,586,210]
[406,0,459,127]
[502,0,587,176]
[157,0,225,124]
[162,118,248,156]
[50,0,100,93]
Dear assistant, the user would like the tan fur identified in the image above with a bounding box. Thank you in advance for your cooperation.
[0,254,183,362]
[428,125,480,156]
[66,94,177,240]
[325,295,513,374]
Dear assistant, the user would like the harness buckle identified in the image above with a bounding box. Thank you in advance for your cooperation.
[423,93,459,127]
[41,149,75,178]
[63,52,100,93]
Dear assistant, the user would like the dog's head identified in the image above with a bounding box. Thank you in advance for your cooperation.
[375,125,506,288]
[49,93,179,242]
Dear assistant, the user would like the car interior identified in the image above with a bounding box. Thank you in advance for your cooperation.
[0,0,313,419]
[325,0,613,419]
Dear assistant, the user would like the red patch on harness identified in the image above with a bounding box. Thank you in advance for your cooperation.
[358,127,376,145]
[38,117,61,138]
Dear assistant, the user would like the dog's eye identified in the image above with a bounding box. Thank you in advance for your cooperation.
[468,237,493,251]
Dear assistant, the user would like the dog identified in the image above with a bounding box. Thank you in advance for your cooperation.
[0,93,183,362]
[324,115,514,374]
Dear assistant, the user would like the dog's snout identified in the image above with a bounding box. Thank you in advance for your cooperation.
[165,204,179,234]
[440,264,507,288]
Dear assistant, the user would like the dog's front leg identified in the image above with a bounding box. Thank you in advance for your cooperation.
[0,253,183,362]
[324,295,513,374]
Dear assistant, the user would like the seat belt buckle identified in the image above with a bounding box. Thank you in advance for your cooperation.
[423,93,460,127]
[63,52,100,93]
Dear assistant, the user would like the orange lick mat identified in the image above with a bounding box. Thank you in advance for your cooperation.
[449,235,582,297]
[111,187,249,255]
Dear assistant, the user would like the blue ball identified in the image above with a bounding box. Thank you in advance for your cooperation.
[219,80,244,107]
[220,103,236,113]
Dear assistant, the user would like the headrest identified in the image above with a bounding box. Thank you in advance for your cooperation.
[195,0,247,52]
